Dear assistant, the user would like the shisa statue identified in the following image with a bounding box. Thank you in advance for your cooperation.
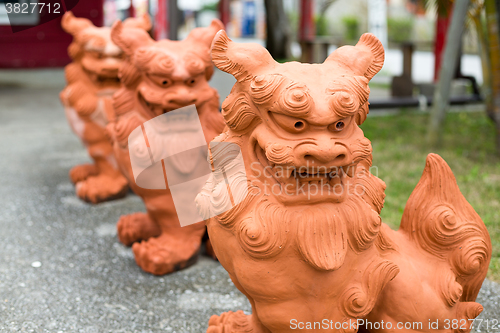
[106,19,225,275]
[60,12,150,203]
[196,31,492,332]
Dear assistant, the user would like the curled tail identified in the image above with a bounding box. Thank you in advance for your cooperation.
[399,153,491,303]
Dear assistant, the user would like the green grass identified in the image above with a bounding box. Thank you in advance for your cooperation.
[368,81,391,90]
[360,110,500,282]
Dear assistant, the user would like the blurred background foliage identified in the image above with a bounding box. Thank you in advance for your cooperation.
[387,17,415,42]
[341,16,360,41]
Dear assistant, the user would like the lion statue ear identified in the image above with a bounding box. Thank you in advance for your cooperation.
[211,30,277,82]
[61,11,93,36]
[111,20,154,56]
[324,33,385,81]
[122,13,152,31]
[186,19,225,48]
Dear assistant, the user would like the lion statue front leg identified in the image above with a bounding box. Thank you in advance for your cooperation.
[208,276,271,333]
[116,212,161,246]
[62,77,129,204]
[208,311,270,333]
[74,141,128,203]
[69,163,98,184]
[130,220,206,275]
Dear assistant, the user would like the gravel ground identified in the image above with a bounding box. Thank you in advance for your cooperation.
[0,71,498,333]
[0,83,250,333]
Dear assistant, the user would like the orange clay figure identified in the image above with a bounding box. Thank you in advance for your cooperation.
[60,12,150,203]
[196,31,492,333]
[105,19,225,275]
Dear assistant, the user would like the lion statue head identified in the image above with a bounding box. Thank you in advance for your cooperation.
[61,12,151,91]
[197,31,393,272]
[107,19,226,149]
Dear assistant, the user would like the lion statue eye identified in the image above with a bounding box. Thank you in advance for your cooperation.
[269,111,308,133]
[147,74,172,87]
[329,119,347,132]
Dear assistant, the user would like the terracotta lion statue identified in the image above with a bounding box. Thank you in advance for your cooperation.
[196,31,492,332]
[106,19,225,275]
[60,12,150,203]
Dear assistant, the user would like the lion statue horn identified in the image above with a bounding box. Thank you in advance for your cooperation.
[111,19,154,56]
[324,33,385,81]
[61,11,93,36]
[123,13,152,31]
[211,30,278,82]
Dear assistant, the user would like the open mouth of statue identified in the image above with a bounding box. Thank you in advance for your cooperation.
[89,72,120,85]
[138,93,197,117]
[138,93,173,117]
[253,142,354,204]
[97,75,120,84]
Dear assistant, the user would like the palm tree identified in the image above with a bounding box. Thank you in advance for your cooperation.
[482,0,500,154]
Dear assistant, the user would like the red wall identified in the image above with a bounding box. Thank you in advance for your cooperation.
[0,0,103,68]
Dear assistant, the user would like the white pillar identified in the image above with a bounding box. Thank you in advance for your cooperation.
[368,0,388,49]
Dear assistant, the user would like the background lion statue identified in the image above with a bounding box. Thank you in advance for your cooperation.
[60,12,150,203]
[196,31,492,333]
[106,19,225,275]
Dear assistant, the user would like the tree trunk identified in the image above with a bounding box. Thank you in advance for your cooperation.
[471,6,495,121]
[264,0,291,60]
[431,0,454,81]
[427,0,470,147]
[434,14,452,81]
[168,0,180,40]
[485,0,500,155]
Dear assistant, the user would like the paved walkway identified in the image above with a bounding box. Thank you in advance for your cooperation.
[0,70,497,332]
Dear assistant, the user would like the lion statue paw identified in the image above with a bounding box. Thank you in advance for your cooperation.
[75,174,128,203]
[117,212,160,246]
[131,233,201,275]
[207,311,258,333]
[69,163,98,184]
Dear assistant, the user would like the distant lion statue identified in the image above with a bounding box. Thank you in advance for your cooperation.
[60,12,150,203]
[106,19,225,275]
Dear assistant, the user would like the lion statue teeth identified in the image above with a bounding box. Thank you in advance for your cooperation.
[106,19,225,275]
[196,31,492,333]
[60,12,150,203]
